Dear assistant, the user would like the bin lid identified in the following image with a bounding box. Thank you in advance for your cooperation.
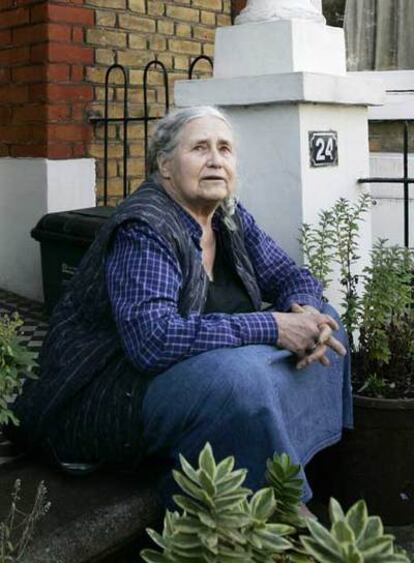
[31,206,115,245]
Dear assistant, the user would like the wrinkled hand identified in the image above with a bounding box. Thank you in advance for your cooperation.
[272,303,347,370]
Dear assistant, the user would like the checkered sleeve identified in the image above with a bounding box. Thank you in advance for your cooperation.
[237,202,323,311]
[105,222,278,375]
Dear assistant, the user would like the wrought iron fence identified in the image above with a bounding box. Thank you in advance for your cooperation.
[88,56,213,206]
[358,120,413,248]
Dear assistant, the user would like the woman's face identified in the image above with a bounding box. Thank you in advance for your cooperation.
[159,116,237,215]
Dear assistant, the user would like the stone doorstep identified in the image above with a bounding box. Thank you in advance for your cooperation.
[0,457,164,563]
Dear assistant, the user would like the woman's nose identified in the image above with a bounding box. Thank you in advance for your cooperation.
[207,148,222,166]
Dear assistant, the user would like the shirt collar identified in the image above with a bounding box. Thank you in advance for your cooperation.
[160,184,224,245]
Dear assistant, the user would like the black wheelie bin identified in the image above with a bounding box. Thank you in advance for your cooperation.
[31,206,114,314]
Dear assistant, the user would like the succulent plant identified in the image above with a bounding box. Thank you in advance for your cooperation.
[300,497,410,562]
[140,443,410,563]
[140,443,296,562]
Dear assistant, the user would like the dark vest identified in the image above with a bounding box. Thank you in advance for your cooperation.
[13,180,262,447]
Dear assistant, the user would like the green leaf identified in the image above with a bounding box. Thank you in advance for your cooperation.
[146,528,169,550]
[332,520,356,544]
[345,500,368,541]
[172,471,210,505]
[214,490,250,511]
[198,469,216,498]
[179,453,200,485]
[216,469,247,494]
[358,516,383,544]
[250,488,276,521]
[360,536,395,560]
[265,522,296,536]
[306,519,343,558]
[342,543,364,563]
[198,443,216,479]
[198,511,216,529]
[252,528,293,552]
[140,549,172,562]
[300,537,342,563]
[172,494,208,516]
[215,455,235,480]
[329,498,345,524]
[176,516,209,534]
[216,513,251,529]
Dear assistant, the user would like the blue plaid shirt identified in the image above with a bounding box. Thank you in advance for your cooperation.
[105,201,322,374]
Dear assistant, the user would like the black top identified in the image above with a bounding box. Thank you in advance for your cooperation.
[204,230,256,314]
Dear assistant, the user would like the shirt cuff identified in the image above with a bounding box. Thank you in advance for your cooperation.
[281,294,322,312]
[234,312,278,345]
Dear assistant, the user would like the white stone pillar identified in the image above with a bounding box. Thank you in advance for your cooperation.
[175,5,385,307]
[0,158,96,301]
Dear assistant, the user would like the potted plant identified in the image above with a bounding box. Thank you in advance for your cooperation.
[300,195,414,526]
[0,313,50,562]
[139,442,410,562]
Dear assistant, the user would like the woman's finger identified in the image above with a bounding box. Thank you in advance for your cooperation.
[291,303,339,332]
[318,323,332,344]
[296,344,328,369]
[318,315,339,331]
[319,354,330,367]
[291,303,303,314]
[325,335,347,357]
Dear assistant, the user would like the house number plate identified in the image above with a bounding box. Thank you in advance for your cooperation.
[309,131,338,167]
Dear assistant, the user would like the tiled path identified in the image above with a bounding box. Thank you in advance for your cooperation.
[0,288,48,359]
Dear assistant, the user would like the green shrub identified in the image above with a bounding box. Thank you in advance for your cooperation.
[0,313,37,426]
[0,313,49,563]
[299,196,414,398]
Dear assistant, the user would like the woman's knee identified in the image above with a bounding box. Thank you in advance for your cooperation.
[143,345,274,425]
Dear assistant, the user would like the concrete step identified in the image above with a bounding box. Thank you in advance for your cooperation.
[0,457,163,563]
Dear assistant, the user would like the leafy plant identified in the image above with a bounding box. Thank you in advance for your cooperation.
[299,195,414,398]
[0,314,49,563]
[353,241,414,397]
[332,195,370,348]
[140,443,409,562]
[359,240,412,364]
[301,498,409,562]
[299,210,336,291]
[300,194,370,350]
[0,479,51,563]
[0,313,37,426]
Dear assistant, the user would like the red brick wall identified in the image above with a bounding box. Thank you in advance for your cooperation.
[0,0,95,159]
[1,0,234,201]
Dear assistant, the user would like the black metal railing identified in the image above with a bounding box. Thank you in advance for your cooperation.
[88,56,213,206]
[358,120,413,248]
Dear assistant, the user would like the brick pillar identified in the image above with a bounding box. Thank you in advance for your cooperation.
[0,0,95,159]
[0,0,96,301]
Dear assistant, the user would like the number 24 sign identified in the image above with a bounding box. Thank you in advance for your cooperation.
[309,131,338,167]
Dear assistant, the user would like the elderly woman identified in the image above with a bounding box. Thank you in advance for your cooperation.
[11,106,352,512]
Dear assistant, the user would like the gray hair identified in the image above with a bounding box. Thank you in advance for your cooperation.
[147,106,238,229]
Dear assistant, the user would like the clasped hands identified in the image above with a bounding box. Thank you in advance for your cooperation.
[272,303,347,370]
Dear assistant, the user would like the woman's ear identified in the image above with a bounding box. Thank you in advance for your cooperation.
[157,154,171,178]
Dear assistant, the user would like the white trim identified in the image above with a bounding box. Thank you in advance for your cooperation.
[176,72,385,108]
[0,158,96,301]
[349,70,414,120]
